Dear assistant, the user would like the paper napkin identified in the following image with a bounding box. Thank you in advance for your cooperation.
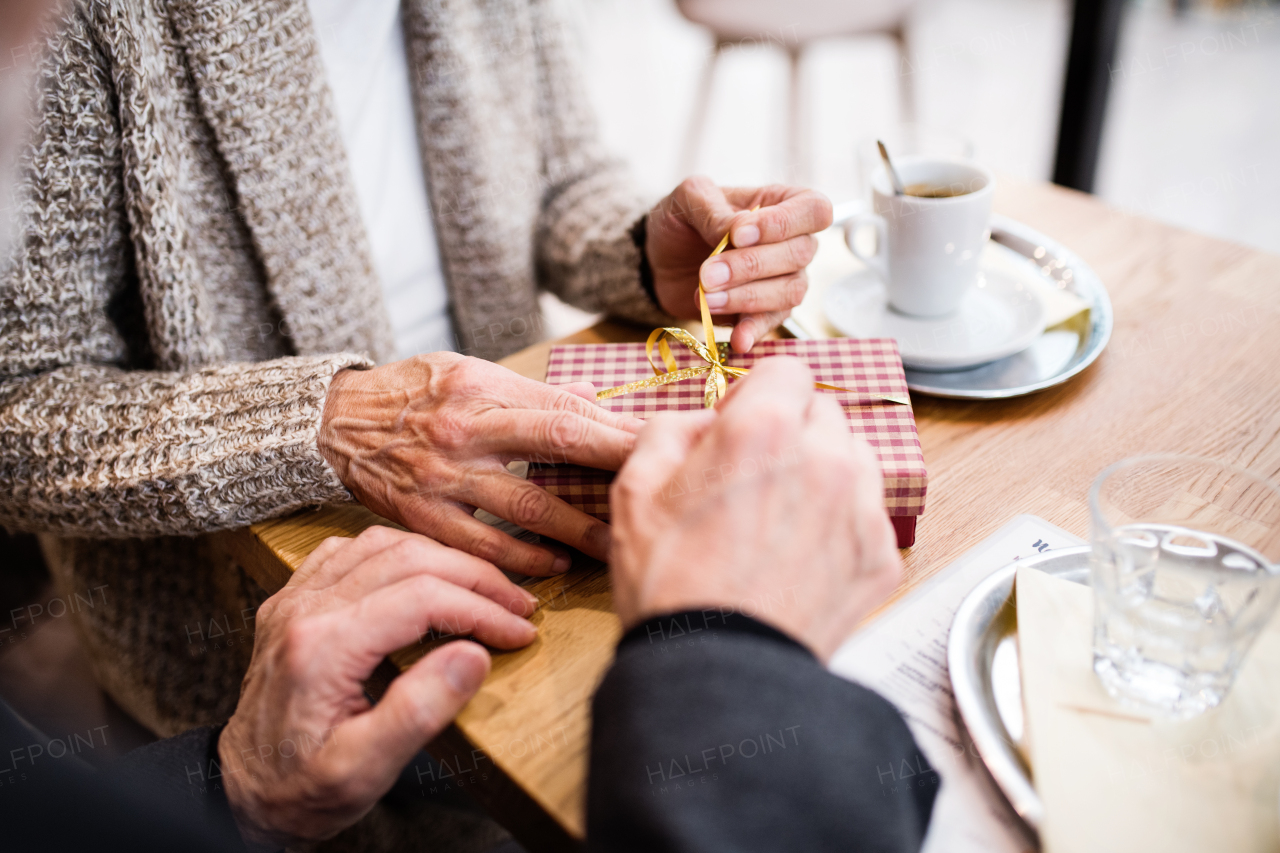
[1017,567,1280,853]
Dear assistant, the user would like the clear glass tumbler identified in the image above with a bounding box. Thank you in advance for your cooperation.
[1090,455,1280,718]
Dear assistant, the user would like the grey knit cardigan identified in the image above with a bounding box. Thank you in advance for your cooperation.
[0,0,667,736]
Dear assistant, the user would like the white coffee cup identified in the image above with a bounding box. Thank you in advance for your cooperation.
[843,157,994,318]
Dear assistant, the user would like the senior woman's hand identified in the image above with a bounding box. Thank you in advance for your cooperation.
[607,357,902,661]
[320,353,642,576]
[219,526,538,848]
[646,178,833,353]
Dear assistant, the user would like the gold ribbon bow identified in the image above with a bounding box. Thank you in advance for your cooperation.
[597,213,910,409]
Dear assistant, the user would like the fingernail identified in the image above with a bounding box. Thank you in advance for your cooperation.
[701,261,730,287]
[445,648,488,694]
[703,290,728,309]
[733,224,760,247]
[552,555,571,574]
[521,589,539,610]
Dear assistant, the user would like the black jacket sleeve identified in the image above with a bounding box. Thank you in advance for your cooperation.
[587,611,939,852]
[0,700,248,852]
[108,723,251,849]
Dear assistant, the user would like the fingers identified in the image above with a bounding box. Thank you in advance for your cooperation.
[847,428,890,524]
[557,382,598,404]
[613,410,718,509]
[721,187,833,248]
[326,530,538,618]
[805,390,853,438]
[802,392,883,509]
[667,176,740,246]
[469,475,612,563]
[718,356,815,420]
[703,273,808,317]
[730,309,793,353]
[670,181,832,249]
[406,500,577,576]
[293,527,413,591]
[801,394,897,585]
[342,571,537,654]
[843,435,901,600]
[699,235,817,293]
[523,382,645,435]
[323,641,490,791]
[476,409,637,471]
[291,534,359,587]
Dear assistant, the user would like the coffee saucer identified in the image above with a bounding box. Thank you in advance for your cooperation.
[823,268,1046,371]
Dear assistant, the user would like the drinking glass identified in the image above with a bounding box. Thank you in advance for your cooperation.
[1090,455,1280,718]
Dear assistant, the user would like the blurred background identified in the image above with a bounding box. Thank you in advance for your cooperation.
[542,0,1278,332]
[573,0,1277,246]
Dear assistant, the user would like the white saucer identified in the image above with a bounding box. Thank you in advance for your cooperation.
[823,267,1047,371]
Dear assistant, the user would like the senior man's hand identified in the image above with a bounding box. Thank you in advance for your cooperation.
[608,358,902,661]
[219,526,538,848]
[647,178,833,353]
[320,353,643,576]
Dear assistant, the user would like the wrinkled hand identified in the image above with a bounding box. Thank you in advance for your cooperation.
[608,358,902,661]
[320,353,644,575]
[220,527,539,847]
[647,178,833,353]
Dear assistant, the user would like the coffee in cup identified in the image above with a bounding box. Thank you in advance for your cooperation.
[844,157,994,317]
[903,182,971,199]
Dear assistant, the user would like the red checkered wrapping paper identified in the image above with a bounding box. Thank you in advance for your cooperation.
[528,338,927,547]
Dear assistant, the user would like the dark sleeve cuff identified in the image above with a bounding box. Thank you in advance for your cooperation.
[628,214,660,309]
[619,610,811,657]
[201,724,244,845]
[108,723,257,851]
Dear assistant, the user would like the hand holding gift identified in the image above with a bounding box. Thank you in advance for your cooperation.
[608,357,903,661]
[646,178,833,353]
[320,354,643,576]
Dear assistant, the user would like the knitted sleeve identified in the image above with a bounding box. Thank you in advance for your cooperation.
[0,359,367,538]
[527,0,675,329]
[0,6,368,539]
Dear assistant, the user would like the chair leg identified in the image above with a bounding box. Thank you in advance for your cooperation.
[786,45,805,184]
[680,40,724,177]
[1052,0,1126,192]
[891,25,916,126]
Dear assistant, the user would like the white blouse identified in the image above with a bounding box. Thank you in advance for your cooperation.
[307,0,455,359]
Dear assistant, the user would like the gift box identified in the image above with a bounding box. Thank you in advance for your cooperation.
[530,338,927,547]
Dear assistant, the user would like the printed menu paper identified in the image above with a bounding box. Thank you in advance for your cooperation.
[829,514,1085,853]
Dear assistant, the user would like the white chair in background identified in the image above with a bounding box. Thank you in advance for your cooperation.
[675,0,920,182]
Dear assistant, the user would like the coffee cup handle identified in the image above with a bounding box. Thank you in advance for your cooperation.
[843,213,889,283]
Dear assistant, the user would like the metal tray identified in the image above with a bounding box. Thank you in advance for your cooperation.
[903,215,1113,400]
[947,545,1092,831]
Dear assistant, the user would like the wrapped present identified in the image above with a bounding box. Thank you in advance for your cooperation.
[530,337,927,547]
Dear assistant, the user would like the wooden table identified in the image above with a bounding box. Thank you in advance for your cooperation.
[219,177,1280,852]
